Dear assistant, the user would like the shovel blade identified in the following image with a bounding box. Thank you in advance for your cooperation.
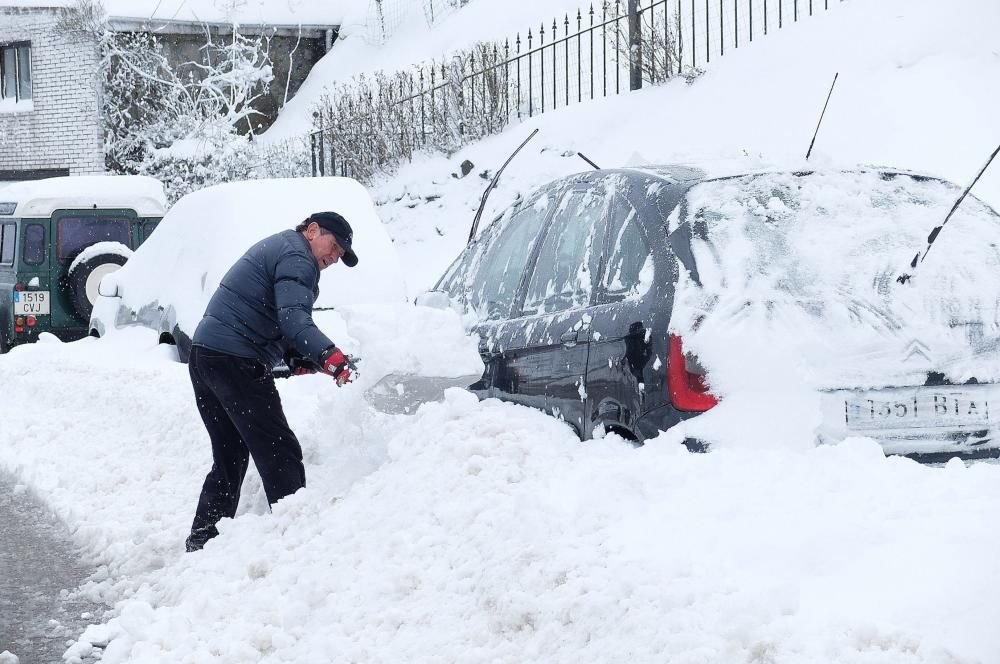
[364,373,481,414]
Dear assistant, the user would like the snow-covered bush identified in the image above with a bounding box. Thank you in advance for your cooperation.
[62,1,276,202]
[311,41,514,183]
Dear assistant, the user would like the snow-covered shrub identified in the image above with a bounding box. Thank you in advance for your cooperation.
[62,1,276,202]
[311,41,514,183]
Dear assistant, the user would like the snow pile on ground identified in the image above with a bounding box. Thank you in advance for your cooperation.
[1,0,999,661]
[1,331,999,662]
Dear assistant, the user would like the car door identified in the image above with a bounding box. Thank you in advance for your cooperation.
[464,189,560,402]
[491,184,610,434]
[585,178,675,438]
[51,210,134,329]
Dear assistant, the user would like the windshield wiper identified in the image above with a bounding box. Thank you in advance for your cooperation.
[897,142,1000,285]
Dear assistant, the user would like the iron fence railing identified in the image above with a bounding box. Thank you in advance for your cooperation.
[308,0,845,179]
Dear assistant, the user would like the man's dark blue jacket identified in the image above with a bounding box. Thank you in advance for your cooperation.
[193,229,335,366]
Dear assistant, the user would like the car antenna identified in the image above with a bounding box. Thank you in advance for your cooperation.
[577,152,600,170]
[468,128,540,244]
[805,72,838,161]
[896,142,1000,285]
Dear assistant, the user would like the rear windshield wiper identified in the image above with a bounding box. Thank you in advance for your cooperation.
[897,142,1000,285]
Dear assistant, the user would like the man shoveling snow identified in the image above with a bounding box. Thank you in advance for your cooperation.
[185,212,360,552]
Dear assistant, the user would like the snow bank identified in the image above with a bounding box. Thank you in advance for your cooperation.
[110,177,407,336]
[1,0,999,662]
[1,331,998,661]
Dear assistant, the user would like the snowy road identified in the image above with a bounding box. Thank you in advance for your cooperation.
[0,471,103,663]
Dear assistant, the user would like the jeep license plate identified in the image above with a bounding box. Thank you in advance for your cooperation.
[13,290,50,315]
[844,388,990,431]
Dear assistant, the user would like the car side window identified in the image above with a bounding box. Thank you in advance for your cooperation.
[601,196,653,299]
[22,223,45,265]
[0,223,14,265]
[522,188,608,315]
[467,194,552,319]
[57,217,130,260]
[142,221,158,242]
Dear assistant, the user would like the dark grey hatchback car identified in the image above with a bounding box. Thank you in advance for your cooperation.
[435,166,1000,459]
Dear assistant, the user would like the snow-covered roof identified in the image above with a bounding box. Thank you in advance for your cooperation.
[0,175,168,218]
[0,0,348,27]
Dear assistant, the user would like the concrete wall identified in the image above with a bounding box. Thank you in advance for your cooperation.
[0,7,105,177]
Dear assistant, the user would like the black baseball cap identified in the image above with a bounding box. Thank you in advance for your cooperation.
[309,211,358,267]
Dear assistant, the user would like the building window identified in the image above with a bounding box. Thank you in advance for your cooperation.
[1,42,31,103]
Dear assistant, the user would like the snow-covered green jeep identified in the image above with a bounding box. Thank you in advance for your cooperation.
[0,176,167,353]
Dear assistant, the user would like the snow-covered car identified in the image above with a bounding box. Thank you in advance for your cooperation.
[89,177,407,360]
[435,166,1000,460]
[0,176,166,353]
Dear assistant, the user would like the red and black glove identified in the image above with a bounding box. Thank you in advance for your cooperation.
[320,347,357,386]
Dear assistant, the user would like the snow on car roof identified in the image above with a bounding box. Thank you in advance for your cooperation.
[112,176,407,335]
[0,175,168,218]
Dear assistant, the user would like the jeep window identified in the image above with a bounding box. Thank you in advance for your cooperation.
[468,193,551,319]
[23,223,45,265]
[142,221,158,241]
[58,217,130,260]
[1,42,31,103]
[0,223,14,265]
[601,196,652,299]
[522,189,608,315]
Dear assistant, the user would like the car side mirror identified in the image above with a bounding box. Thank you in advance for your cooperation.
[97,273,121,298]
[414,290,453,310]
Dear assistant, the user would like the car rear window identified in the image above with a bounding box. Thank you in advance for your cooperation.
[58,216,131,260]
[0,223,14,265]
[681,171,1000,301]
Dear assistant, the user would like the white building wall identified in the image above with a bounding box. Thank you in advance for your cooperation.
[0,7,105,176]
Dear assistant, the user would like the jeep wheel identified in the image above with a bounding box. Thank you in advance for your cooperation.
[69,254,128,320]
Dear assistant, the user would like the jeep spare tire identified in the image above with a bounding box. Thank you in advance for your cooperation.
[68,252,129,320]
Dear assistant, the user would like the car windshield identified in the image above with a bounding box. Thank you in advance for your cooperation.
[670,170,1000,388]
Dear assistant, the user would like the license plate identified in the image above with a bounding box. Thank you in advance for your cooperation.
[13,290,49,315]
[844,387,991,432]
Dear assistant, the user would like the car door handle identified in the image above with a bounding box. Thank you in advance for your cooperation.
[560,329,584,347]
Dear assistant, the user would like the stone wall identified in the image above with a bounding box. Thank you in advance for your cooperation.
[0,7,105,177]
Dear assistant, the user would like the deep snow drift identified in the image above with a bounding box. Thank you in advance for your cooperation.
[1,0,999,662]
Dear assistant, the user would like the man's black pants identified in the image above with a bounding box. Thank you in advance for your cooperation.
[186,345,305,552]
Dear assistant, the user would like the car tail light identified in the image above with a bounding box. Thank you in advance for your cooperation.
[668,334,719,412]
[26,315,36,327]
[13,283,24,291]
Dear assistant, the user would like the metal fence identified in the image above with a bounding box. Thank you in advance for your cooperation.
[309,0,846,179]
